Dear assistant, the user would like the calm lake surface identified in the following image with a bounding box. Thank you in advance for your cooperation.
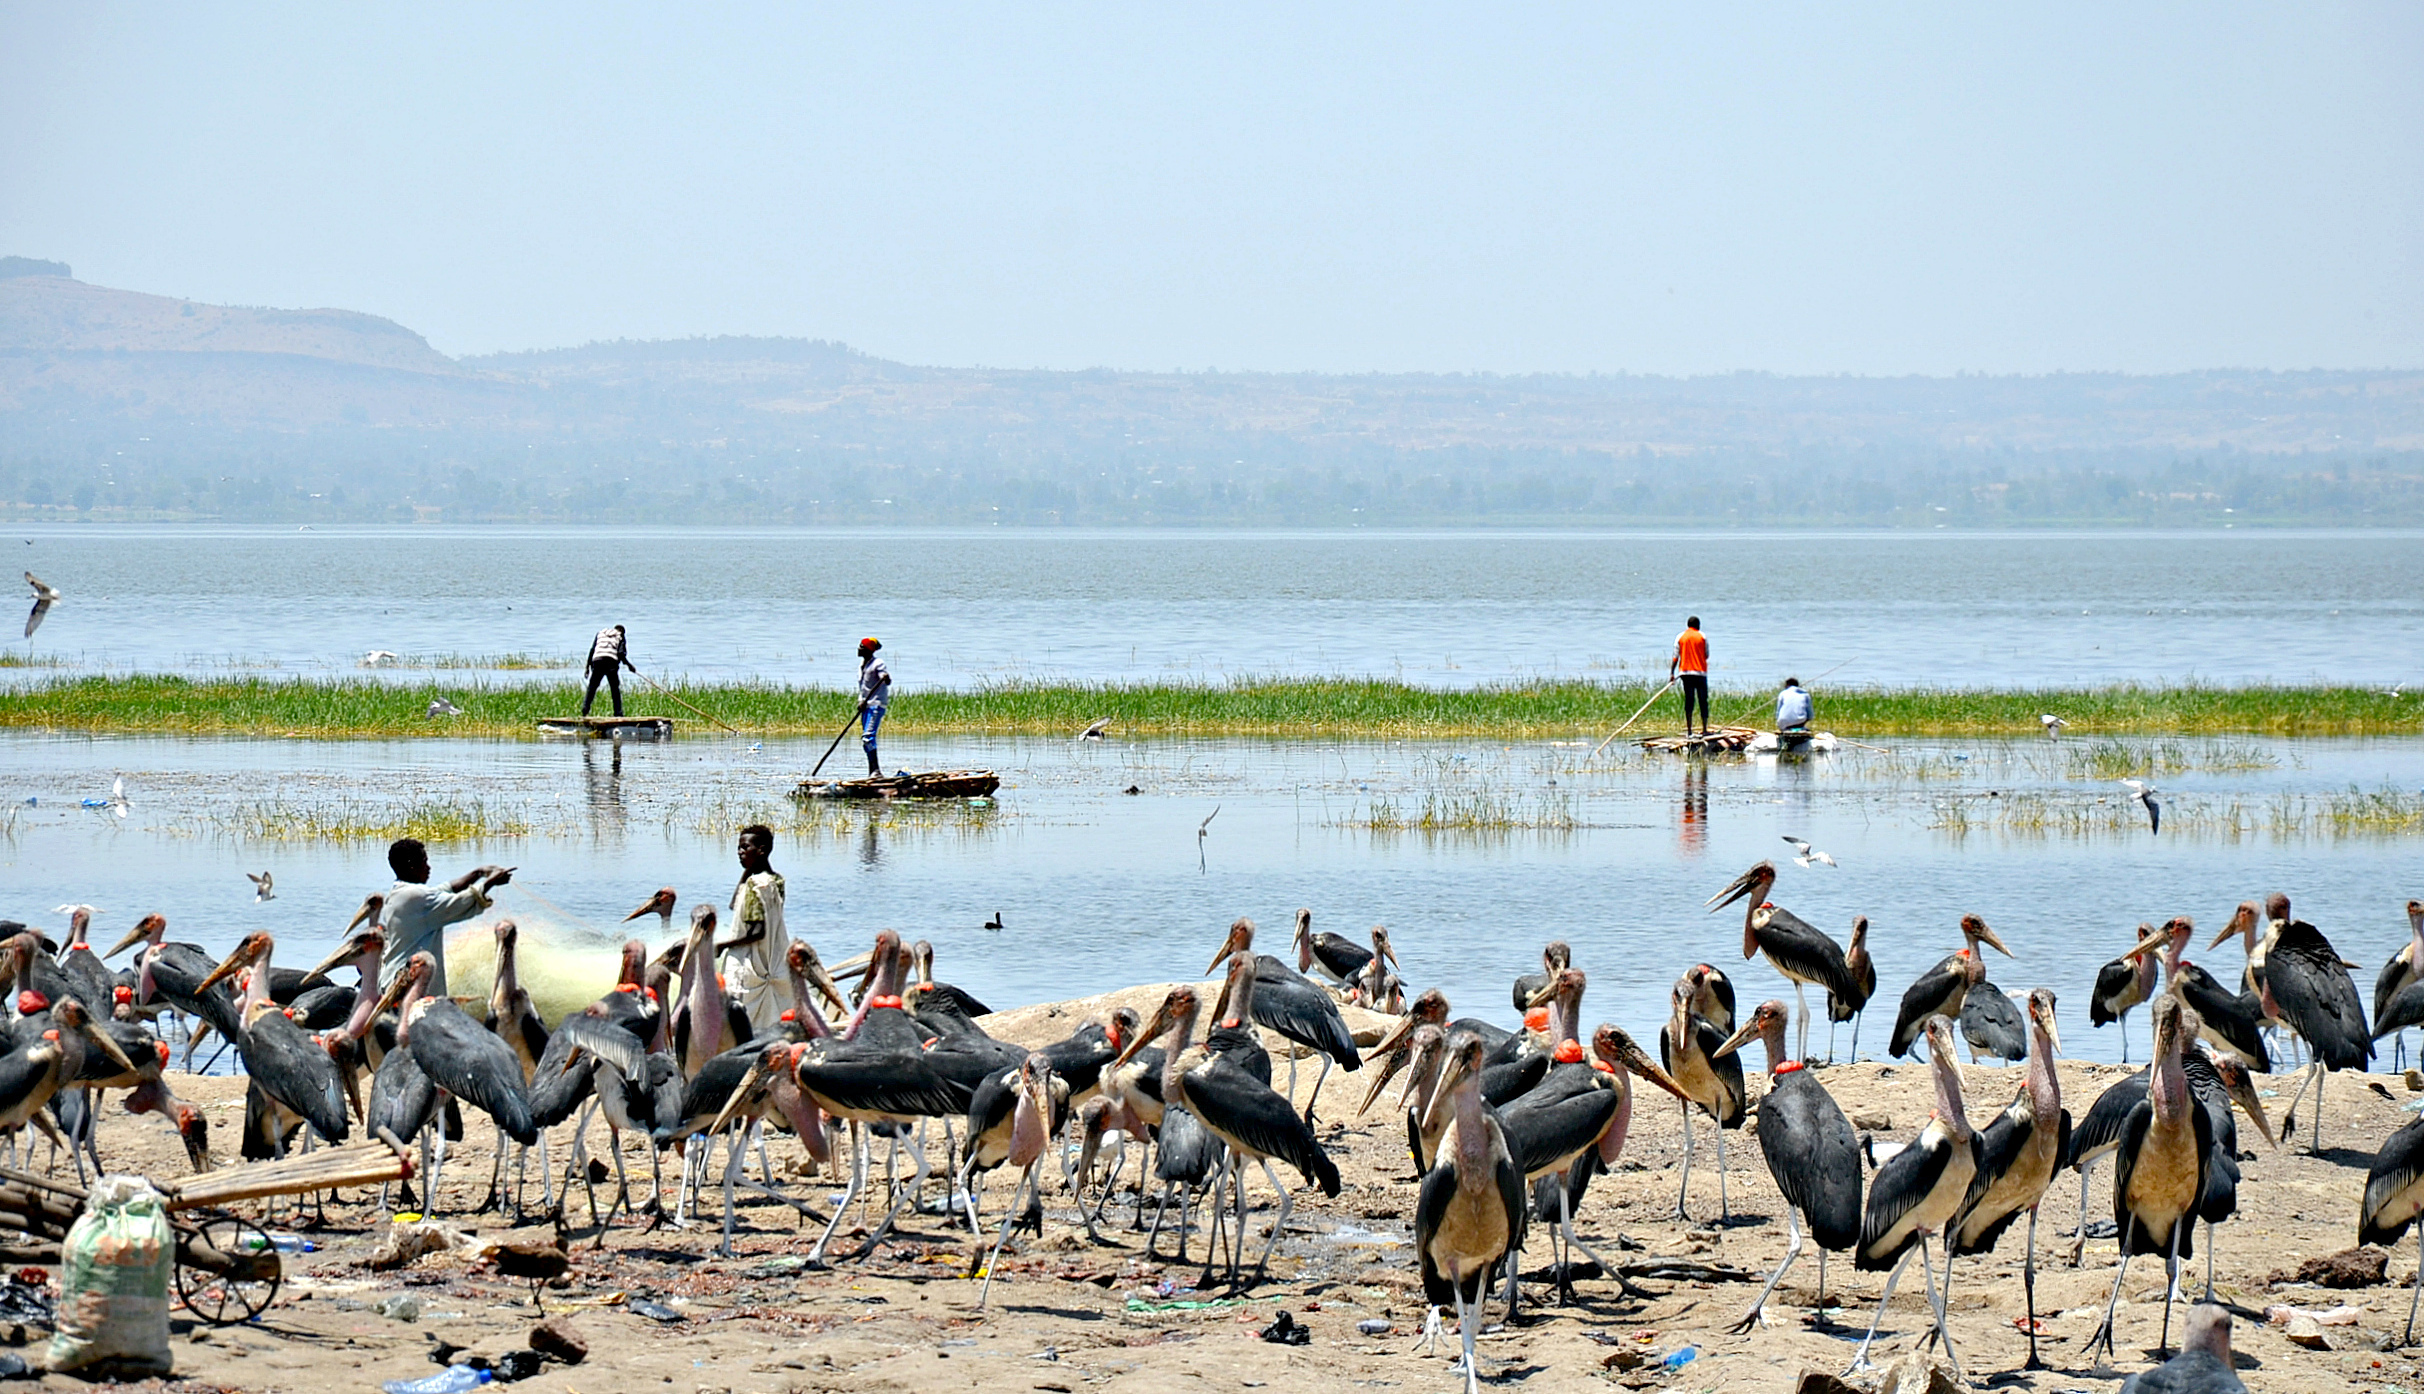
[5,727,2418,1068]
[10,525,2424,689]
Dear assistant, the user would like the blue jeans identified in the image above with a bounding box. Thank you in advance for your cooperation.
[861,702,886,753]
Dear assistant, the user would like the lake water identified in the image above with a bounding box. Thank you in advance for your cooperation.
[5,726,2418,1068]
[10,525,2424,690]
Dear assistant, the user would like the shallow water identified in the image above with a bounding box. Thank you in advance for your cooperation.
[11,525,2424,690]
[6,728,2418,1069]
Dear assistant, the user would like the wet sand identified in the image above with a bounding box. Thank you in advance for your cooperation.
[43,1012,2424,1394]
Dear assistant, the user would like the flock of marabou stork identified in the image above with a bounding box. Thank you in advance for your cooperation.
[9,879,2424,1391]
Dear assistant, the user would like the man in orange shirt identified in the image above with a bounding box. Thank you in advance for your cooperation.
[1669,616,1710,736]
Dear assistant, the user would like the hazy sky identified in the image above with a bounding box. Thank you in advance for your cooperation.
[4,4,2420,374]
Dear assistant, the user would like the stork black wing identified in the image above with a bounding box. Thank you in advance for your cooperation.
[1758,1070,1862,1252]
[238,1008,349,1144]
[407,1000,536,1145]
[2268,924,2373,1070]
[1182,1056,1340,1195]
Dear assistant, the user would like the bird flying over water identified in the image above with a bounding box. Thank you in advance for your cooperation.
[2040,713,2066,738]
[362,650,399,667]
[108,775,128,820]
[427,698,462,718]
[2120,778,2161,833]
[23,572,58,638]
[1076,718,1110,742]
[1197,805,1220,872]
[1781,835,1836,869]
[246,872,275,903]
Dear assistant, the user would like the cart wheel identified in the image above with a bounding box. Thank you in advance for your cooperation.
[175,1213,281,1325]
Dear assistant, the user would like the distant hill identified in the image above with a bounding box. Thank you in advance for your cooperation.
[3,265,2422,525]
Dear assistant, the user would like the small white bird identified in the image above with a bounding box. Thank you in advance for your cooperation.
[362,650,400,667]
[108,774,128,820]
[2120,778,2161,833]
[427,697,462,718]
[52,904,102,919]
[2040,713,2066,738]
[1076,717,1111,742]
[23,572,58,638]
[246,871,275,902]
[1197,805,1220,871]
[1781,835,1837,868]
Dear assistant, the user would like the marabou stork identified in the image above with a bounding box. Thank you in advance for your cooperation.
[1887,914,2013,1059]
[2064,1045,2268,1272]
[1662,964,1746,1223]
[373,951,537,1211]
[908,939,993,1017]
[484,918,556,1215]
[623,887,677,942]
[1202,917,1361,1124]
[1717,1000,1861,1334]
[1294,907,1383,990]
[1145,1102,1222,1260]
[366,957,443,1207]
[1373,1022,1451,1175]
[2122,919,2272,1070]
[1116,967,1340,1289]
[2084,994,2213,1364]
[1846,1015,1977,1379]
[1511,941,1571,1015]
[1708,861,1862,1061]
[2094,925,2164,1064]
[1413,1030,1523,1394]
[53,909,114,1017]
[196,933,349,1156]
[670,904,752,1078]
[1958,981,2027,1063]
[1830,915,1877,1061]
[0,999,134,1163]
[2118,1304,2245,1393]
[973,1054,1065,1308]
[1503,971,1690,1304]
[1367,988,1542,1099]
[103,914,244,1069]
[2361,1112,2424,1345]
[1948,987,2067,1368]
[2236,892,2372,1152]
[2374,901,2424,1070]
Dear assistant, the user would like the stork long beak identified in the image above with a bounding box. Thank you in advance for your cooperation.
[805,954,849,1017]
[621,895,666,923]
[369,964,419,1018]
[827,950,874,982]
[1614,1035,1691,1103]
[80,1015,135,1075]
[2042,1012,2063,1058]
[1421,1049,1475,1133]
[345,897,383,934]
[195,937,265,994]
[1355,1047,1408,1117]
[2122,924,2171,962]
[1113,999,1178,1069]
[1704,864,1768,912]
[1974,922,2014,958]
[1525,977,1563,1011]
[306,932,376,983]
[2207,919,2241,950]
[102,921,153,961]
[2237,1083,2276,1149]
[1712,1021,1761,1060]
[707,1053,779,1136]
[1374,930,1398,973]
[1366,1013,1420,1060]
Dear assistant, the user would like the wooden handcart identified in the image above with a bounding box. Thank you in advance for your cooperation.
[0,1137,411,1325]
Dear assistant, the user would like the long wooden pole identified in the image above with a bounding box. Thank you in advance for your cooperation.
[631,667,745,735]
[808,709,861,777]
[1591,678,1677,759]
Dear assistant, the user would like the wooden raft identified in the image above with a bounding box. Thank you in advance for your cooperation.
[535,716,676,739]
[1637,725,1763,753]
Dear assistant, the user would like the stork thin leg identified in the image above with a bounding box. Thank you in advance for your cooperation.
[2069,1158,2099,1265]
[809,1123,867,1263]
[2022,1206,2044,1369]
[2203,1219,2217,1302]
[2311,1063,2326,1153]
[1730,1205,1802,1332]
[2085,1245,2132,1364]
[1674,1099,1695,1221]
[1714,1120,1732,1222]
[1455,1273,1483,1394]
[2409,1225,2423,1346]
[1848,1010,1863,1062]
[975,1160,1038,1309]
[1250,1157,1293,1284]
[716,1126,745,1257]
[1919,1234,1960,1382]
[2157,1220,2183,1358]
[1845,1242,1920,1375]
[1793,982,1811,1062]
[855,1128,932,1258]
[1816,1248,1831,1329]
[1301,1054,1334,1126]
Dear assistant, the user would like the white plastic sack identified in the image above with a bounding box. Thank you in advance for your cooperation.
[47,1175,172,1376]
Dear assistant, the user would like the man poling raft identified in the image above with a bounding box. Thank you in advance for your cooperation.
[857,636,890,777]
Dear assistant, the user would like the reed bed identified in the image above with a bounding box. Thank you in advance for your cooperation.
[219,797,530,843]
[1931,784,2424,842]
[0,674,2417,740]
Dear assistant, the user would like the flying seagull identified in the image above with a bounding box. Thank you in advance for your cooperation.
[2120,778,2161,833]
[1197,805,1220,872]
[22,572,57,638]
[362,650,400,667]
[2040,713,2066,738]
[427,697,462,718]
[1780,835,1837,868]
[246,871,275,902]
[108,774,128,820]
[1076,718,1110,742]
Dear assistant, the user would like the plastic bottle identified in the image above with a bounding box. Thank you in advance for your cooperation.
[1662,1344,1698,1371]
[381,1365,493,1394]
